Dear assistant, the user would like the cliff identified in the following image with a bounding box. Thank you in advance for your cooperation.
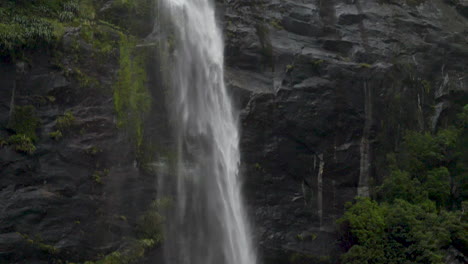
[0,0,467,263]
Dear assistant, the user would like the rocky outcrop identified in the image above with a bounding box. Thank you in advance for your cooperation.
[222,0,467,262]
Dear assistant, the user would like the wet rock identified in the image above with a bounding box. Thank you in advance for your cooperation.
[223,0,468,261]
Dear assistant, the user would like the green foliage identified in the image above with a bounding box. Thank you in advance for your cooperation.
[0,0,100,58]
[92,169,109,184]
[377,170,427,203]
[391,118,466,208]
[8,105,40,141]
[79,24,118,59]
[7,105,39,154]
[19,233,59,255]
[85,146,102,156]
[56,110,76,132]
[84,238,156,264]
[83,198,170,264]
[48,130,63,141]
[339,105,468,262]
[8,134,36,154]
[339,198,466,264]
[0,0,73,57]
[135,198,172,243]
[0,15,55,55]
[114,34,151,151]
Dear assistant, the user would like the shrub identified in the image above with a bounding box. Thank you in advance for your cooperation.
[8,134,36,154]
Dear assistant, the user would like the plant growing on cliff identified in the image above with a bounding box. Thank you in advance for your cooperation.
[19,233,59,255]
[7,134,36,154]
[8,105,40,141]
[56,110,76,133]
[91,169,110,184]
[49,130,63,141]
[114,34,151,160]
[338,198,466,264]
[338,105,468,263]
[136,198,171,243]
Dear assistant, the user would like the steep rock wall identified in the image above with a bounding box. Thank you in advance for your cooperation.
[221,0,467,262]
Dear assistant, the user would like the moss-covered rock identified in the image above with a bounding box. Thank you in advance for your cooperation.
[8,105,40,142]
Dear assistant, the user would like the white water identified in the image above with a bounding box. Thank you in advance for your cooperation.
[158,0,256,263]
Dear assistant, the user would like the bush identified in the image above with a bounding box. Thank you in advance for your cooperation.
[339,105,468,262]
[8,134,36,154]
[338,198,465,264]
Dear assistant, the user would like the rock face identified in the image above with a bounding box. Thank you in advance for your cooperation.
[0,0,467,263]
[0,21,160,264]
[221,0,467,262]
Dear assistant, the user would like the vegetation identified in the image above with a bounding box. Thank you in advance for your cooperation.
[48,130,63,141]
[19,233,59,255]
[8,105,40,141]
[6,105,40,154]
[85,145,102,156]
[0,0,84,58]
[83,198,171,264]
[56,110,76,133]
[136,198,171,243]
[338,105,468,263]
[7,134,37,154]
[83,239,156,264]
[91,169,110,184]
[114,34,152,159]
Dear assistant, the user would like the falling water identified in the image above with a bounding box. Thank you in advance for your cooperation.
[157,0,256,264]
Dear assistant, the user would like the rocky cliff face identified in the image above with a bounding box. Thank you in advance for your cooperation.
[0,0,467,263]
[222,0,467,262]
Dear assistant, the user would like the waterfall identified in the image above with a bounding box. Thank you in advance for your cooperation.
[156,0,257,264]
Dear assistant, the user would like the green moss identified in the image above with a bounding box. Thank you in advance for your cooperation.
[136,198,171,242]
[48,130,63,141]
[8,134,36,154]
[92,169,110,184]
[85,145,102,156]
[79,24,117,59]
[19,233,59,255]
[8,105,40,142]
[73,67,100,88]
[84,239,156,264]
[114,34,151,153]
[56,110,76,132]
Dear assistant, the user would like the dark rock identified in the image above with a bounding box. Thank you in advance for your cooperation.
[223,0,468,262]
